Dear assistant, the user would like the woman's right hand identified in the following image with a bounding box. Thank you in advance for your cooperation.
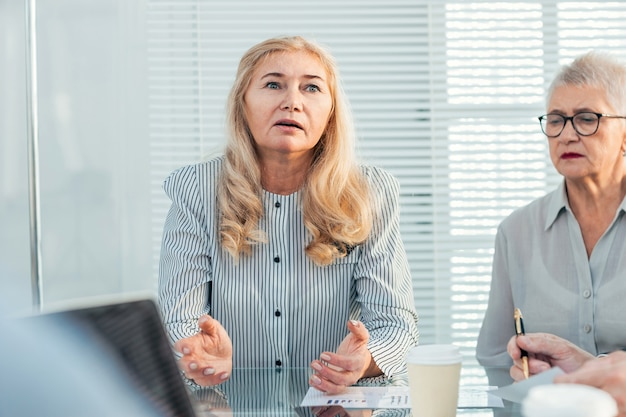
[174,315,233,386]
[507,332,594,381]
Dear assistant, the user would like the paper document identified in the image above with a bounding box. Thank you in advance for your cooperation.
[301,386,503,409]
[489,366,565,403]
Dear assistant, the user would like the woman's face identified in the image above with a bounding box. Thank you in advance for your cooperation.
[547,84,626,182]
[243,51,333,162]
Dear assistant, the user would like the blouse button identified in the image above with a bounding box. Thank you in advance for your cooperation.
[274,309,281,317]
[273,256,280,263]
[275,359,282,367]
[275,201,281,208]
[583,290,591,298]
[584,324,592,333]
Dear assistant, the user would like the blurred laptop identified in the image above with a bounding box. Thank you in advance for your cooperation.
[31,298,197,417]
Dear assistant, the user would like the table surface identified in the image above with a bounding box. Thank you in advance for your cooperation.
[188,367,522,417]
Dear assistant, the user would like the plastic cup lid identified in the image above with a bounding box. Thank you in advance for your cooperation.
[405,344,462,365]
[522,384,617,417]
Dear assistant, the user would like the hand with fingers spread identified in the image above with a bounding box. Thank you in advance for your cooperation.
[308,320,380,394]
[507,332,594,381]
[174,314,233,386]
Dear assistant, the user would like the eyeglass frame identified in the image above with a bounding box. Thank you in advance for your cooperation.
[537,112,626,138]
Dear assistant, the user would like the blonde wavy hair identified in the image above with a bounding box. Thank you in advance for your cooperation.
[218,35,372,265]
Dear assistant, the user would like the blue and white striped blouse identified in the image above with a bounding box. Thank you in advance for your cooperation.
[158,156,419,377]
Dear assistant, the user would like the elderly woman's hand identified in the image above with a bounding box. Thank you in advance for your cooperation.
[555,351,626,416]
[507,332,594,381]
[174,315,233,386]
[308,320,378,394]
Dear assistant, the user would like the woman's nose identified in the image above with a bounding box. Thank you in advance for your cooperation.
[558,118,580,143]
[280,89,302,111]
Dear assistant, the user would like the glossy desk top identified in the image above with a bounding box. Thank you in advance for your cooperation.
[189,367,522,417]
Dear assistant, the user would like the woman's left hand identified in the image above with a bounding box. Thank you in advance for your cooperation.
[308,320,378,394]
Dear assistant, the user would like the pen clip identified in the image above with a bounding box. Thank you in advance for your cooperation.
[514,308,525,335]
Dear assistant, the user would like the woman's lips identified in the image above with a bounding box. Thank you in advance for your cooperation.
[274,119,303,130]
[561,152,584,159]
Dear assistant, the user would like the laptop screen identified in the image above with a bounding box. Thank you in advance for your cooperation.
[36,299,197,417]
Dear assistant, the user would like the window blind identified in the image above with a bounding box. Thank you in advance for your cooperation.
[147,0,626,384]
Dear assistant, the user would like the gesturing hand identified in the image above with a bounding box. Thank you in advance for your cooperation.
[308,320,379,394]
[174,315,233,386]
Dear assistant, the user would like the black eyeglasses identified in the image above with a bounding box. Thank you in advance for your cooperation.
[538,112,626,138]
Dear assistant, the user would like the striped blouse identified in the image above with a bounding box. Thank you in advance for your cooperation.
[158,156,419,377]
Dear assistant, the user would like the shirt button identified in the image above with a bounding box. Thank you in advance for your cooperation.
[274,309,281,317]
[275,201,281,208]
[273,256,280,263]
[275,359,282,367]
[583,290,591,298]
[584,324,592,333]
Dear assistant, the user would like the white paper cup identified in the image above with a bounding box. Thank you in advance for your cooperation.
[406,344,462,417]
[522,384,617,417]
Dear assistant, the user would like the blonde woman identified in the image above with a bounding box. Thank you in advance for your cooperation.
[158,36,419,394]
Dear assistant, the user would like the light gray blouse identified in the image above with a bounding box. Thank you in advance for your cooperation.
[158,156,419,376]
[477,181,626,366]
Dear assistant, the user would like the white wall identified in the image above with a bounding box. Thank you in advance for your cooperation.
[0,0,152,311]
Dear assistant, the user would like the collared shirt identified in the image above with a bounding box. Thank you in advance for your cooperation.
[158,157,419,376]
[476,181,626,366]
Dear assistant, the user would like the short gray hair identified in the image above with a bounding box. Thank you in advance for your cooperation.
[547,51,626,114]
